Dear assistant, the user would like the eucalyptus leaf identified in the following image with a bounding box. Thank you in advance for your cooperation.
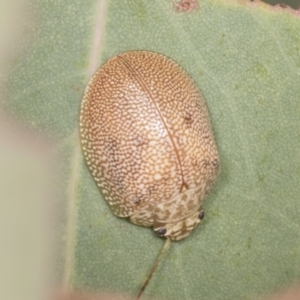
[4,1,300,300]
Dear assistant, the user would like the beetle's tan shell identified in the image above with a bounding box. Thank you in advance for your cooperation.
[80,51,219,240]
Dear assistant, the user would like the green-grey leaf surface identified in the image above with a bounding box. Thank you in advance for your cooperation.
[4,1,300,300]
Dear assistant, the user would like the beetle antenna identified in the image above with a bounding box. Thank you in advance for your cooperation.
[136,237,171,300]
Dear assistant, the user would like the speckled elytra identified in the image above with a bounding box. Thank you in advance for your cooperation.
[80,51,219,242]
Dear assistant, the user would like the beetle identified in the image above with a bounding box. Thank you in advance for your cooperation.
[80,50,219,241]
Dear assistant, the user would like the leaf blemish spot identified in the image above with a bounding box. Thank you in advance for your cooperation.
[174,0,198,12]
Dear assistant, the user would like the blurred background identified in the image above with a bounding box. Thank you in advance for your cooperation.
[264,0,299,9]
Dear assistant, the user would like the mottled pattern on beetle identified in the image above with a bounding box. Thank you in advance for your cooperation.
[80,51,219,240]
[154,209,202,241]
[129,186,204,227]
[154,186,204,222]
